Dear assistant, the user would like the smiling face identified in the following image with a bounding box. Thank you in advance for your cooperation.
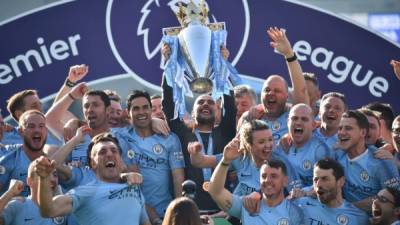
[129,96,152,130]
[151,97,166,120]
[193,95,216,125]
[108,100,123,128]
[320,96,346,131]
[20,112,47,152]
[261,76,288,118]
[337,117,366,152]
[250,129,274,162]
[260,164,287,199]
[288,104,314,147]
[90,141,124,183]
[235,94,255,119]
[83,95,109,130]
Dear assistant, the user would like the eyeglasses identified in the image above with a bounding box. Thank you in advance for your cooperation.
[373,195,395,204]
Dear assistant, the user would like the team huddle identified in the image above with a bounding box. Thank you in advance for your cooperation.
[0,27,400,225]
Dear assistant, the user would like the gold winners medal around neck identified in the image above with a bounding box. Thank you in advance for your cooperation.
[202,181,210,192]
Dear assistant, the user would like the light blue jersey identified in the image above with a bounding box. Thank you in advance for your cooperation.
[2,196,67,225]
[0,145,31,196]
[124,128,184,216]
[2,127,62,146]
[67,128,137,168]
[313,128,337,151]
[229,195,304,225]
[69,181,148,225]
[231,151,302,196]
[295,197,369,225]
[60,167,96,191]
[335,147,400,202]
[392,221,400,225]
[277,136,331,186]
[261,111,289,144]
[0,145,20,158]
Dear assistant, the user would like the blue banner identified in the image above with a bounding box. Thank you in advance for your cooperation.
[1,0,399,116]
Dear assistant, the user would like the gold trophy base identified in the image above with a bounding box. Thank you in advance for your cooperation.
[190,78,213,94]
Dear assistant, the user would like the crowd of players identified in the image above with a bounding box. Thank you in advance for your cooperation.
[0,27,400,225]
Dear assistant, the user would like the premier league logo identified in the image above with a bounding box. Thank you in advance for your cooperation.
[336,215,349,225]
[360,170,370,182]
[106,0,250,87]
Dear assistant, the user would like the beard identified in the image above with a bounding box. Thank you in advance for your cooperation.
[23,136,46,152]
[196,114,215,126]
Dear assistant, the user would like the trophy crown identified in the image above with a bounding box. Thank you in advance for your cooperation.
[176,0,208,27]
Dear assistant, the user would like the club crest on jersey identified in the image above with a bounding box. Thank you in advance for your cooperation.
[53,216,65,224]
[360,170,369,182]
[278,218,289,225]
[336,214,349,225]
[127,149,135,159]
[153,144,163,154]
[302,160,312,170]
[272,121,281,131]
[0,165,5,175]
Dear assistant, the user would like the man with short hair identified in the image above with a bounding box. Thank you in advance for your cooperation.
[313,92,347,149]
[35,133,150,225]
[392,116,400,171]
[104,90,125,128]
[115,90,185,224]
[233,85,256,123]
[364,102,395,151]
[150,95,166,120]
[371,187,400,225]
[294,158,369,225]
[3,90,62,147]
[240,27,309,143]
[335,110,400,211]
[359,108,385,147]
[208,139,304,225]
[0,160,67,225]
[0,110,48,196]
[277,103,331,186]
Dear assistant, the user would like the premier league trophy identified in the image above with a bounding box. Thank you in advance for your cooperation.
[162,0,242,119]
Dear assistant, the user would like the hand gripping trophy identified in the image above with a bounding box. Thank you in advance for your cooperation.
[162,0,242,119]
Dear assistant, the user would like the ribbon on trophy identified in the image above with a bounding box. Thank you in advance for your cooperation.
[162,0,242,119]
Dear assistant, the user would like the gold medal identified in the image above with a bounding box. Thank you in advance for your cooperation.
[202,181,210,192]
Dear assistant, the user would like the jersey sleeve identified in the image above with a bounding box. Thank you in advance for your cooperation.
[227,194,243,219]
[378,159,400,189]
[2,199,23,225]
[288,202,305,225]
[168,134,185,170]
[0,153,16,194]
[68,184,96,213]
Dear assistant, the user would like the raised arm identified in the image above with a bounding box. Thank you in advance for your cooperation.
[208,138,241,212]
[36,156,73,217]
[267,27,309,106]
[50,125,91,181]
[53,65,89,103]
[45,82,88,140]
[391,59,400,80]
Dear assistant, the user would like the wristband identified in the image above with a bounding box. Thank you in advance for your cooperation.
[285,53,297,62]
[221,161,230,167]
[68,93,77,101]
[65,78,76,88]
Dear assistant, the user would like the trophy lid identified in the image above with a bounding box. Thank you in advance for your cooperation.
[176,0,208,27]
